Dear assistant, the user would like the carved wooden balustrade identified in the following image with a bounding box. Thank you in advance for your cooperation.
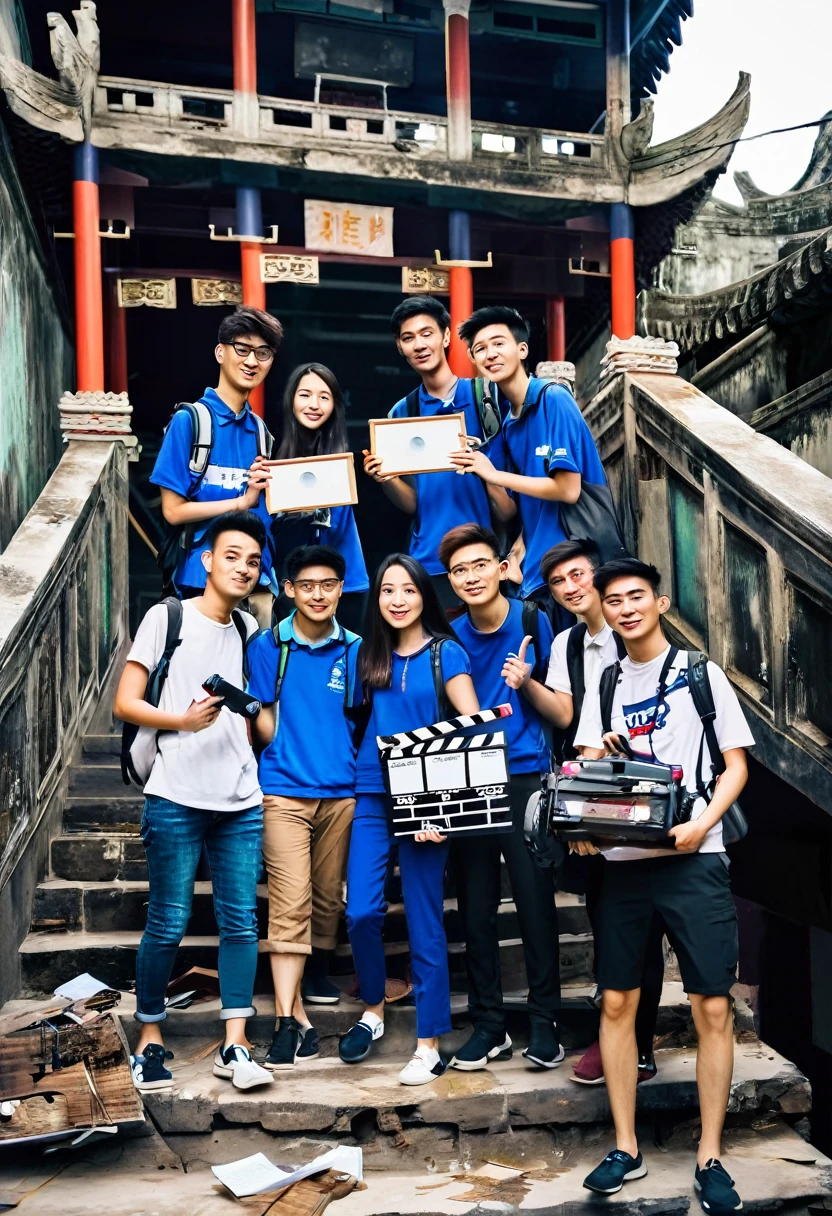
[0,442,128,905]
[586,372,832,814]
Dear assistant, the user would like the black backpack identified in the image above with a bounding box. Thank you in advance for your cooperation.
[597,647,748,844]
[156,401,273,591]
[120,598,254,786]
[561,623,627,759]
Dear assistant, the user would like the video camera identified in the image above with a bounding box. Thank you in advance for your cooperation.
[202,674,261,721]
[543,757,690,847]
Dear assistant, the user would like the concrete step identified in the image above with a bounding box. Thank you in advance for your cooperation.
[69,762,132,796]
[63,796,144,833]
[82,733,123,758]
[138,1040,811,1137]
[32,878,592,939]
[18,928,594,997]
[50,832,148,881]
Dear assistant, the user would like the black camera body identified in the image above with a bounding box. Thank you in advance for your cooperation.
[202,674,261,721]
[545,757,689,847]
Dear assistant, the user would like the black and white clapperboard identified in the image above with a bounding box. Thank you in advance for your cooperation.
[377,704,514,838]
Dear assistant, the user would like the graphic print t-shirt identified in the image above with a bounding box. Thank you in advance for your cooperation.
[605,648,755,861]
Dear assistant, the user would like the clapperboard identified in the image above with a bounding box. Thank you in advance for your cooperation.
[377,705,514,838]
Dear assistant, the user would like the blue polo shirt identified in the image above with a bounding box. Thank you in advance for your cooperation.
[454,599,553,774]
[389,380,505,575]
[151,388,273,591]
[502,378,608,597]
[355,638,471,793]
[247,612,361,799]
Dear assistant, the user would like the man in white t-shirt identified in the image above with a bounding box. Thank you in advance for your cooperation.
[542,538,664,1090]
[579,558,753,1215]
[114,511,273,1094]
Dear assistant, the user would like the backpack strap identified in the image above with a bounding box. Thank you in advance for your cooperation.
[598,660,621,736]
[121,597,183,784]
[404,388,421,418]
[520,598,546,683]
[686,650,725,791]
[231,608,255,682]
[565,622,588,716]
[471,378,502,443]
[170,401,213,480]
[430,638,452,719]
[252,412,274,459]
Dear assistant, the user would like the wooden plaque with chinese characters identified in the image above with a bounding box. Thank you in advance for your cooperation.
[369,413,467,476]
[304,200,393,257]
[265,452,358,515]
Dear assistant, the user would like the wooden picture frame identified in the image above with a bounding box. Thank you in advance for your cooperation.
[369,412,467,477]
[264,452,358,514]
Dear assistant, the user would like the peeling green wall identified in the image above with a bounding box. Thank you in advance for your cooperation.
[0,117,73,552]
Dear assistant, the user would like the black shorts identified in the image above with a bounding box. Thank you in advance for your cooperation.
[595,853,737,997]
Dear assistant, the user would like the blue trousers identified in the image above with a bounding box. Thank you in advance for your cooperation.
[346,794,451,1039]
[135,795,263,1023]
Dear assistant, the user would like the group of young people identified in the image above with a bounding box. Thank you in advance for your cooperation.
[113,296,753,1215]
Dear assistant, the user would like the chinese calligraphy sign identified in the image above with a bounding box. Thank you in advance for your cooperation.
[304,200,393,257]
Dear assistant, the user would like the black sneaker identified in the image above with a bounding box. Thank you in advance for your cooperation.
[695,1159,743,1213]
[584,1150,647,1194]
[296,1025,320,1060]
[302,949,341,1006]
[130,1043,174,1091]
[522,1019,566,1069]
[450,1027,513,1071]
[265,1016,302,1070]
[638,1051,658,1084]
[339,1018,384,1064]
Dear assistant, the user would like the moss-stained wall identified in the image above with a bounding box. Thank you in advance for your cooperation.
[0,116,73,552]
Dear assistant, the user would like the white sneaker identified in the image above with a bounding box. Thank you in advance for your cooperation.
[213,1044,274,1090]
[398,1046,447,1086]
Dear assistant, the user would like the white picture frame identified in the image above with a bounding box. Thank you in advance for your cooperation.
[264,452,358,515]
[369,412,467,477]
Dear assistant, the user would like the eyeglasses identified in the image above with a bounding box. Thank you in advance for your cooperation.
[230,341,274,362]
[449,558,499,578]
[293,579,342,594]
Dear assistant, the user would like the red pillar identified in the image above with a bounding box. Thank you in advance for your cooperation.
[232,0,257,96]
[610,203,636,339]
[448,266,474,377]
[107,277,128,394]
[73,143,104,391]
[546,296,566,362]
[445,7,472,161]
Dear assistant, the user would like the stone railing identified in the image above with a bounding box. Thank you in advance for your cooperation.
[585,371,832,815]
[93,75,606,178]
[0,440,129,1000]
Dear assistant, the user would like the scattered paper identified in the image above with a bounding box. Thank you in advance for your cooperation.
[211,1146,363,1198]
[53,974,110,1002]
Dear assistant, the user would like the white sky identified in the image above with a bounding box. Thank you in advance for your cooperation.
[649,0,830,205]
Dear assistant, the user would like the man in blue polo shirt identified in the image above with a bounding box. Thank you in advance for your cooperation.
[363,295,515,611]
[248,544,361,1071]
[451,305,619,629]
[439,523,573,1074]
[152,305,283,598]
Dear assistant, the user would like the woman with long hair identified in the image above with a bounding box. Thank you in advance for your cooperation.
[339,554,479,1084]
[270,363,369,633]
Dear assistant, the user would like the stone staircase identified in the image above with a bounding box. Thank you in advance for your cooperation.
[7,732,832,1216]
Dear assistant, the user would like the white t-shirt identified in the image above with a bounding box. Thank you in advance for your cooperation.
[604,647,754,861]
[127,599,262,812]
[548,622,620,751]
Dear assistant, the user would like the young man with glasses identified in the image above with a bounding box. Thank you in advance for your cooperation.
[247,545,361,1070]
[152,306,283,598]
[438,523,571,1072]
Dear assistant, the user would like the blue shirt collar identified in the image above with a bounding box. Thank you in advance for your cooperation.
[201,386,253,426]
[278,610,341,649]
[419,378,468,412]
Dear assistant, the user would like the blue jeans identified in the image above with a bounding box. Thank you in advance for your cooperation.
[345,794,451,1039]
[135,795,263,1024]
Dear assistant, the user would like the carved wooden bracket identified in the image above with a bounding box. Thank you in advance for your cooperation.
[260,253,319,285]
[116,278,176,308]
[401,266,450,294]
[191,278,243,306]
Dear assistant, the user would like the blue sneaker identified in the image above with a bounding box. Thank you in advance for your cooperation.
[339,1017,384,1063]
[695,1159,743,1213]
[584,1149,647,1194]
[130,1043,173,1091]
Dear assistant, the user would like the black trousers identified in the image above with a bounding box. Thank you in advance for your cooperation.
[452,772,560,1032]
[579,853,664,1059]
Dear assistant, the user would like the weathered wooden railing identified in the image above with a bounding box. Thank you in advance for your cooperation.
[586,372,832,814]
[0,441,128,1004]
[92,74,606,175]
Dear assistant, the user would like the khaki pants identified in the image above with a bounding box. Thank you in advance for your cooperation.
[259,794,355,954]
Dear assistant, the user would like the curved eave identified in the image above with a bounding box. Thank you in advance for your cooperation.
[637,226,832,355]
[630,0,693,104]
[626,72,750,207]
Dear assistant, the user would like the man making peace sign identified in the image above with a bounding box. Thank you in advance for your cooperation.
[438,524,571,1072]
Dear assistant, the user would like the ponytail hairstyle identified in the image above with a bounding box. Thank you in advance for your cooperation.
[276,362,348,459]
[359,553,456,691]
